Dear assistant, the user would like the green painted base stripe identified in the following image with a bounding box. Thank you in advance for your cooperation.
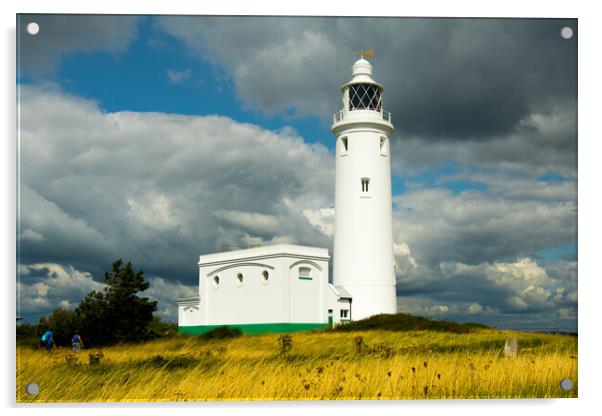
[298,276,313,280]
[178,322,329,335]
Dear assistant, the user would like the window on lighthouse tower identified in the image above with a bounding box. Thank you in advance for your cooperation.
[361,177,370,193]
[380,137,387,156]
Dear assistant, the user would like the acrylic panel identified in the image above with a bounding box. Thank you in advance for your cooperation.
[16,14,578,402]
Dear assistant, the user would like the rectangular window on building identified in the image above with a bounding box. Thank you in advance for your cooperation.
[299,267,312,280]
[340,309,349,319]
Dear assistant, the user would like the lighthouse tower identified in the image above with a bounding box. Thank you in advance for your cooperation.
[332,56,397,320]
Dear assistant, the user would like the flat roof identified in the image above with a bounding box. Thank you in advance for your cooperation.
[199,244,329,265]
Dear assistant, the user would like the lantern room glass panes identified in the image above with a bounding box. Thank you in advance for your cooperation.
[349,83,382,111]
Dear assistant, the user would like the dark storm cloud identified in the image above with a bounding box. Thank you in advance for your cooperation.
[157,16,576,141]
[17,14,139,75]
[388,101,577,177]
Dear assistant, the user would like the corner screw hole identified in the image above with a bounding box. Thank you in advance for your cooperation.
[26,383,39,395]
[560,27,573,40]
[26,22,40,35]
[560,378,573,391]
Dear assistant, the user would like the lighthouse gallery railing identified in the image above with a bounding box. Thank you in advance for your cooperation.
[333,110,391,124]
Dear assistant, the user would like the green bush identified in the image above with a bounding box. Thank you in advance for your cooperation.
[199,326,242,340]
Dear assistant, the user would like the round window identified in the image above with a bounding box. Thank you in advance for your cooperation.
[236,273,244,286]
[262,270,269,283]
[213,275,220,287]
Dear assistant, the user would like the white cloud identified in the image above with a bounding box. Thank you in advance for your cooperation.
[429,304,449,314]
[33,282,49,297]
[393,242,418,268]
[302,207,335,238]
[127,193,179,230]
[466,303,483,314]
[18,263,104,315]
[19,85,334,287]
[393,187,576,266]
[145,277,198,320]
[166,69,192,84]
[439,257,574,314]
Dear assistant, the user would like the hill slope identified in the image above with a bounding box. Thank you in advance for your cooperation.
[330,313,488,334]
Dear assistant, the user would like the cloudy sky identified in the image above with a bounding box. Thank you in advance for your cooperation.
[16,15,577,331]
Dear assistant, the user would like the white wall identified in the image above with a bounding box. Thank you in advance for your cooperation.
[178,245,332,327]
[177,296,202,326]
[203,258,288,325]
[288,260,325,323]
[326,284,352,326]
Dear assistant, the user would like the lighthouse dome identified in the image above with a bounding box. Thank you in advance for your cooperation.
[351,58,373,81]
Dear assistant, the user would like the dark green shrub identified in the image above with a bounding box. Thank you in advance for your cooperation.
[199,326,242,340]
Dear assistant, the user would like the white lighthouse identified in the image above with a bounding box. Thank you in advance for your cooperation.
[331,56,397,320]
[178,55,399,334]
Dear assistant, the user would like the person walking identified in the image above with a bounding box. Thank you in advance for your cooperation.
[71,334,84,352]
[40,330,54,351]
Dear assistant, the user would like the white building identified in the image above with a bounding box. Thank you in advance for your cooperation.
[177,245,352,334]
[178,57,396,334]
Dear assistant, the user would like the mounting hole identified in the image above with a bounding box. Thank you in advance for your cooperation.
[560,378,573,391]
[26,383,39,395]
[560,27,573,40]
[26,22,40,36]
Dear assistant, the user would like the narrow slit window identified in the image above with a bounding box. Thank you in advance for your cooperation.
[361,177,370,193]
[380,137,387,156]
[342,137,348,152]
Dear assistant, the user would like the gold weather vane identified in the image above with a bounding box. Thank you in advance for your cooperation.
[355,49,375,59]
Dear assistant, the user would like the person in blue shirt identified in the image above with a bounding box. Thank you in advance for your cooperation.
[40,330,54,351]
[71,334,84,352]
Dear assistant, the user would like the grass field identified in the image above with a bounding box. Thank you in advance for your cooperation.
[16,325,577,402]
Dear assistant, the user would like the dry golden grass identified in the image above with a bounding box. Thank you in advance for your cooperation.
[16,328,577,402]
